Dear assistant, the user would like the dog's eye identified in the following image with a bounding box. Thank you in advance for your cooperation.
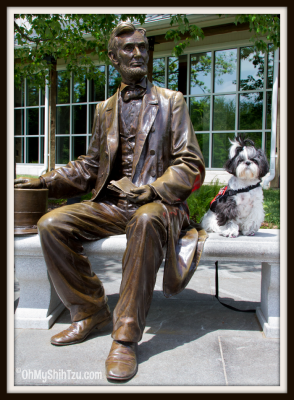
[252,159,259,165]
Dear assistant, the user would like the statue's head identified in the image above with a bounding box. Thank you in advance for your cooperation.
[108,21,149,84]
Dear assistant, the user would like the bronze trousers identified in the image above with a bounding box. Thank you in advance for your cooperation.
[37,198,187,342]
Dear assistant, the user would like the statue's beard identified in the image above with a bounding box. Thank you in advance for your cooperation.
[118,63,148,82]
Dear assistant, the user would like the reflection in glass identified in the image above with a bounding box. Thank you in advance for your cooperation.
[190,96,210,131]
[265,132,271,164]
[168,55,187,95]
[72,105,87,135]
[108,65,122,97]
[14,80,24,107]
[212,132,235,168]
[239,92,263,130]
[190,52,211,95]
[266,92,272,129]
[56,106,70,135]
[214,49,237,93]
[56,136,69,164]
[241,132,262,150]
[15,138,24,163]
[89,104,98,133]
[72,136,87,160]
[213,95,236,130]
[14,109,24,136]
[196,133,209,167]
[267,44,274,89]
[40,108,45,135]
[26,108,39,135]
[89,66,105,102]
[57,71,70,104]
[152,58,165,88]
[40,136,44,164]
[26,137,39,163]
[240,47,264,91]
[26,76,39,106]
[73,69,87,103]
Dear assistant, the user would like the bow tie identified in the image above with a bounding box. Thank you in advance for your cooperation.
[122,86,146,102]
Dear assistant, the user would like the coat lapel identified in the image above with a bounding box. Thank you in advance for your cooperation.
[132,81,159,179]
[105,91,119,170]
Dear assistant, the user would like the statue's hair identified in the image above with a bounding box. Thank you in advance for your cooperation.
[108,21,149,57]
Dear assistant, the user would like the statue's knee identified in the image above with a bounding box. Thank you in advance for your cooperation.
[37,210,58,232]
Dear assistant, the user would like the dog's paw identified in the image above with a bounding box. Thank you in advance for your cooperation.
[221,230,239,238]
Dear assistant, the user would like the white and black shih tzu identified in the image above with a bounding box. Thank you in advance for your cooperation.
[201,135,269,238]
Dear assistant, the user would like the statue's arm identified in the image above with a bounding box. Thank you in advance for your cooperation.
[21,104,101,199]
[150,91,205,204]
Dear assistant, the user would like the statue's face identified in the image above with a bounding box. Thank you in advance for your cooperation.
[114,30,149,83]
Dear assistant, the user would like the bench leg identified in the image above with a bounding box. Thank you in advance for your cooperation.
[14,256,65,329]
[256,262,280,338]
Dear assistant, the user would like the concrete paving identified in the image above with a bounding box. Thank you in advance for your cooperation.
[14,259,281,388]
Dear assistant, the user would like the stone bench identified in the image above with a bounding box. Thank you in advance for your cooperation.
[14,229,280,338]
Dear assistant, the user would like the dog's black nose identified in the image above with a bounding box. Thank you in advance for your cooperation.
[245,161,251,166]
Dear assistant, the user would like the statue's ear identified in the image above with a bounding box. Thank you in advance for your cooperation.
[108,51,119,67]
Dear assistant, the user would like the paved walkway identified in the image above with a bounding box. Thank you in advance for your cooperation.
[14,259,280,389]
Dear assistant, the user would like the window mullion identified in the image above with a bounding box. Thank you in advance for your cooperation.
[69,71,73,161]
[209,51,214,168]
[235,46,240,136]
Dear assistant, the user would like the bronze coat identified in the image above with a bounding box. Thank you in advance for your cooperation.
[41,80,207,297]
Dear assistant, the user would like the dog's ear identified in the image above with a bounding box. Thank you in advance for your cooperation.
[256,149,270,178]
[224,157,235,175]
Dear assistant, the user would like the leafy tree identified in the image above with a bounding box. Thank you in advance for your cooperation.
[14,13,279,90]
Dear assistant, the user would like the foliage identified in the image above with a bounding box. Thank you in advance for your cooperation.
[232,14,280,53]
[14,14,279,89]
[262,189,280,228]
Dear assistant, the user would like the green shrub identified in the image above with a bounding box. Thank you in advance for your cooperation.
[187,179,223,223]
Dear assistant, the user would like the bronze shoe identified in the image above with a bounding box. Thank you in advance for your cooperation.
[105,340,138,381]
[51,305,111,346]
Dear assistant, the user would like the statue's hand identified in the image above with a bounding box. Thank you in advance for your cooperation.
[14,178,43,189]
[127,185,156,204]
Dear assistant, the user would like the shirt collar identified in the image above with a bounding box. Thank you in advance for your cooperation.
[119,77,147,92]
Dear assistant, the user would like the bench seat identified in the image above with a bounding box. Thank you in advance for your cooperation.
[14,229,280,338]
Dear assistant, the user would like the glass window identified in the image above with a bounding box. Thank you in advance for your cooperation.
[196,133,209,167]
[239,92,263,130]
[190,52,212,95]
[89,104,98,133]
[242,132,262,150]
[240,47,264,91]
[56,136,69,164]
[152,58,165,88]
[72,136,87,160]
[14,80,24,107]
[40,136,44,164]
[26,76,39,106]
[212,132,235,168]
[56,106,70,135]
[26,109,39,135]
[265,132,271,164]
[40,108,45,135]
[26,137,39,163]
[214,49,237,93]
[168,55,187,95]
[72,69,87,103]
[15,138,24,163]
[72,105,87,135]
[57,71,70,104]
[14,110,24,136]
[190,96,210,131]
[213,94,236,131]
[267,44,274,89]
[266,92,272,129]
[108,65,122,97]
[89,66,105,102]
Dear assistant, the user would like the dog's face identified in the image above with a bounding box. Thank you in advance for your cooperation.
[224,136,269,179]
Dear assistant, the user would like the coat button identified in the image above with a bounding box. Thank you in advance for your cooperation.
[150,170,156,177]
[151,126,155,132]
[150,150,155,155]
